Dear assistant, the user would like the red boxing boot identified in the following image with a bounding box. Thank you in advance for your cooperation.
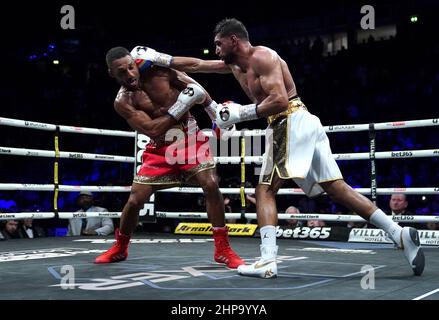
[213,226,245,269]
[94,229,130,264]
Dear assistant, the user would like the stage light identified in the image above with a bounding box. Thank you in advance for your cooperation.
[410,15,418,23]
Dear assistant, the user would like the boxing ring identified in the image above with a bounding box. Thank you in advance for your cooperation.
[1,116,439,300]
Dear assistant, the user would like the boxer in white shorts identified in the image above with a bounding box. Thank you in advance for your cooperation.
[134,18,425,278]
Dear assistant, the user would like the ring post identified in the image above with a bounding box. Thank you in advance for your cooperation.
[368,123,377,205]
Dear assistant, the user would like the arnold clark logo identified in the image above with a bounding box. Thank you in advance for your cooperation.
[335,154,351,160]
[95,155,114,160]
[391,151,413,158]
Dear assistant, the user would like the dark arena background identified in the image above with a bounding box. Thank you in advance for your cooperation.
[0,0,438,310]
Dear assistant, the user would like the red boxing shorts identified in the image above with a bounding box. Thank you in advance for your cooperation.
[134,118,215,185]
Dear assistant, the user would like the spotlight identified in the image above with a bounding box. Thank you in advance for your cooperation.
[410,15,418,23]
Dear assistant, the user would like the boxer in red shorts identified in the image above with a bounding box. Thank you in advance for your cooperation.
[95,46,244,268]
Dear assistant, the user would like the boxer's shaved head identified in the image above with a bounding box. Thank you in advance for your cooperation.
[106,46,140,90]
[106,47,130,67]
[214,18,249,41]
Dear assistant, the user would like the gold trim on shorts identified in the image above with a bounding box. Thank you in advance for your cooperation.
[133,174,181,185]
[267,97,307,124]
[133,160,216,186]
[318,177,343,183]
[182,160,216,182]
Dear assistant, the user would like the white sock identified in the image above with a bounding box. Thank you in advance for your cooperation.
[369,209,402,246]
[260,225,277,260]
[260,225,276,247]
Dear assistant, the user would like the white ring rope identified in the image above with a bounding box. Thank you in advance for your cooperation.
[155,212,439,223]
[0,183,437,195]
[158,187,439,195]
[324,118,439,133]
[2,117,438,136]
[0,117,135,137]
[204,119,439,136]
[1,211,438,223]
[0,146,135,163]
[1,146,438,164]
[0,184,131,192]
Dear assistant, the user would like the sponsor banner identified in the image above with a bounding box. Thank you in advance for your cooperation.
[273,226,350,241]
[348,228,393,244]
[95,155,115,160]
[0,248,104,262]
[328,125,356,131]
[391,151,413,158]
[418,230,439,246]
[175,223,257,236]
[348,228,439,246]
[391,215,415,222]
[135,132,151,174]
[24,121,50,130]
[68,153,84,159]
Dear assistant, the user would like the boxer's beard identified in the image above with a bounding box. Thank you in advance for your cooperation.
[222,52,236,65]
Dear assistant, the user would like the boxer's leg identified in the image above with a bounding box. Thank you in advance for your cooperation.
[238,172,284,278]
[321,179,424,275]
[191,168,245,269]
[95,183,158,264]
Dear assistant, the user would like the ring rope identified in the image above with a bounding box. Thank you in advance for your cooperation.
[1,146,437,164]
[1,117,438,136]
[0,117,135,137]
[0,183,437,195]
[1,211,438,223]
[0,146,135,163]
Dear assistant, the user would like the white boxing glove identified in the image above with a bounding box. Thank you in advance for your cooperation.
[130,46,173,71]
[216,101,259,129]
[212,121,236,141]
[167,83,206,121]
[204,100,218,121]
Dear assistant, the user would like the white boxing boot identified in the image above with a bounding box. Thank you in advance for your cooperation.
[400,227,425,276]
[237,245,278,279]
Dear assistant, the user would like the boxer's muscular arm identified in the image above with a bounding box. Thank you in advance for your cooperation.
[114,100,176,139]
[170,69,213,106]
[252,50,289,117]
[171,57,232,74]
[130,46,231,74]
